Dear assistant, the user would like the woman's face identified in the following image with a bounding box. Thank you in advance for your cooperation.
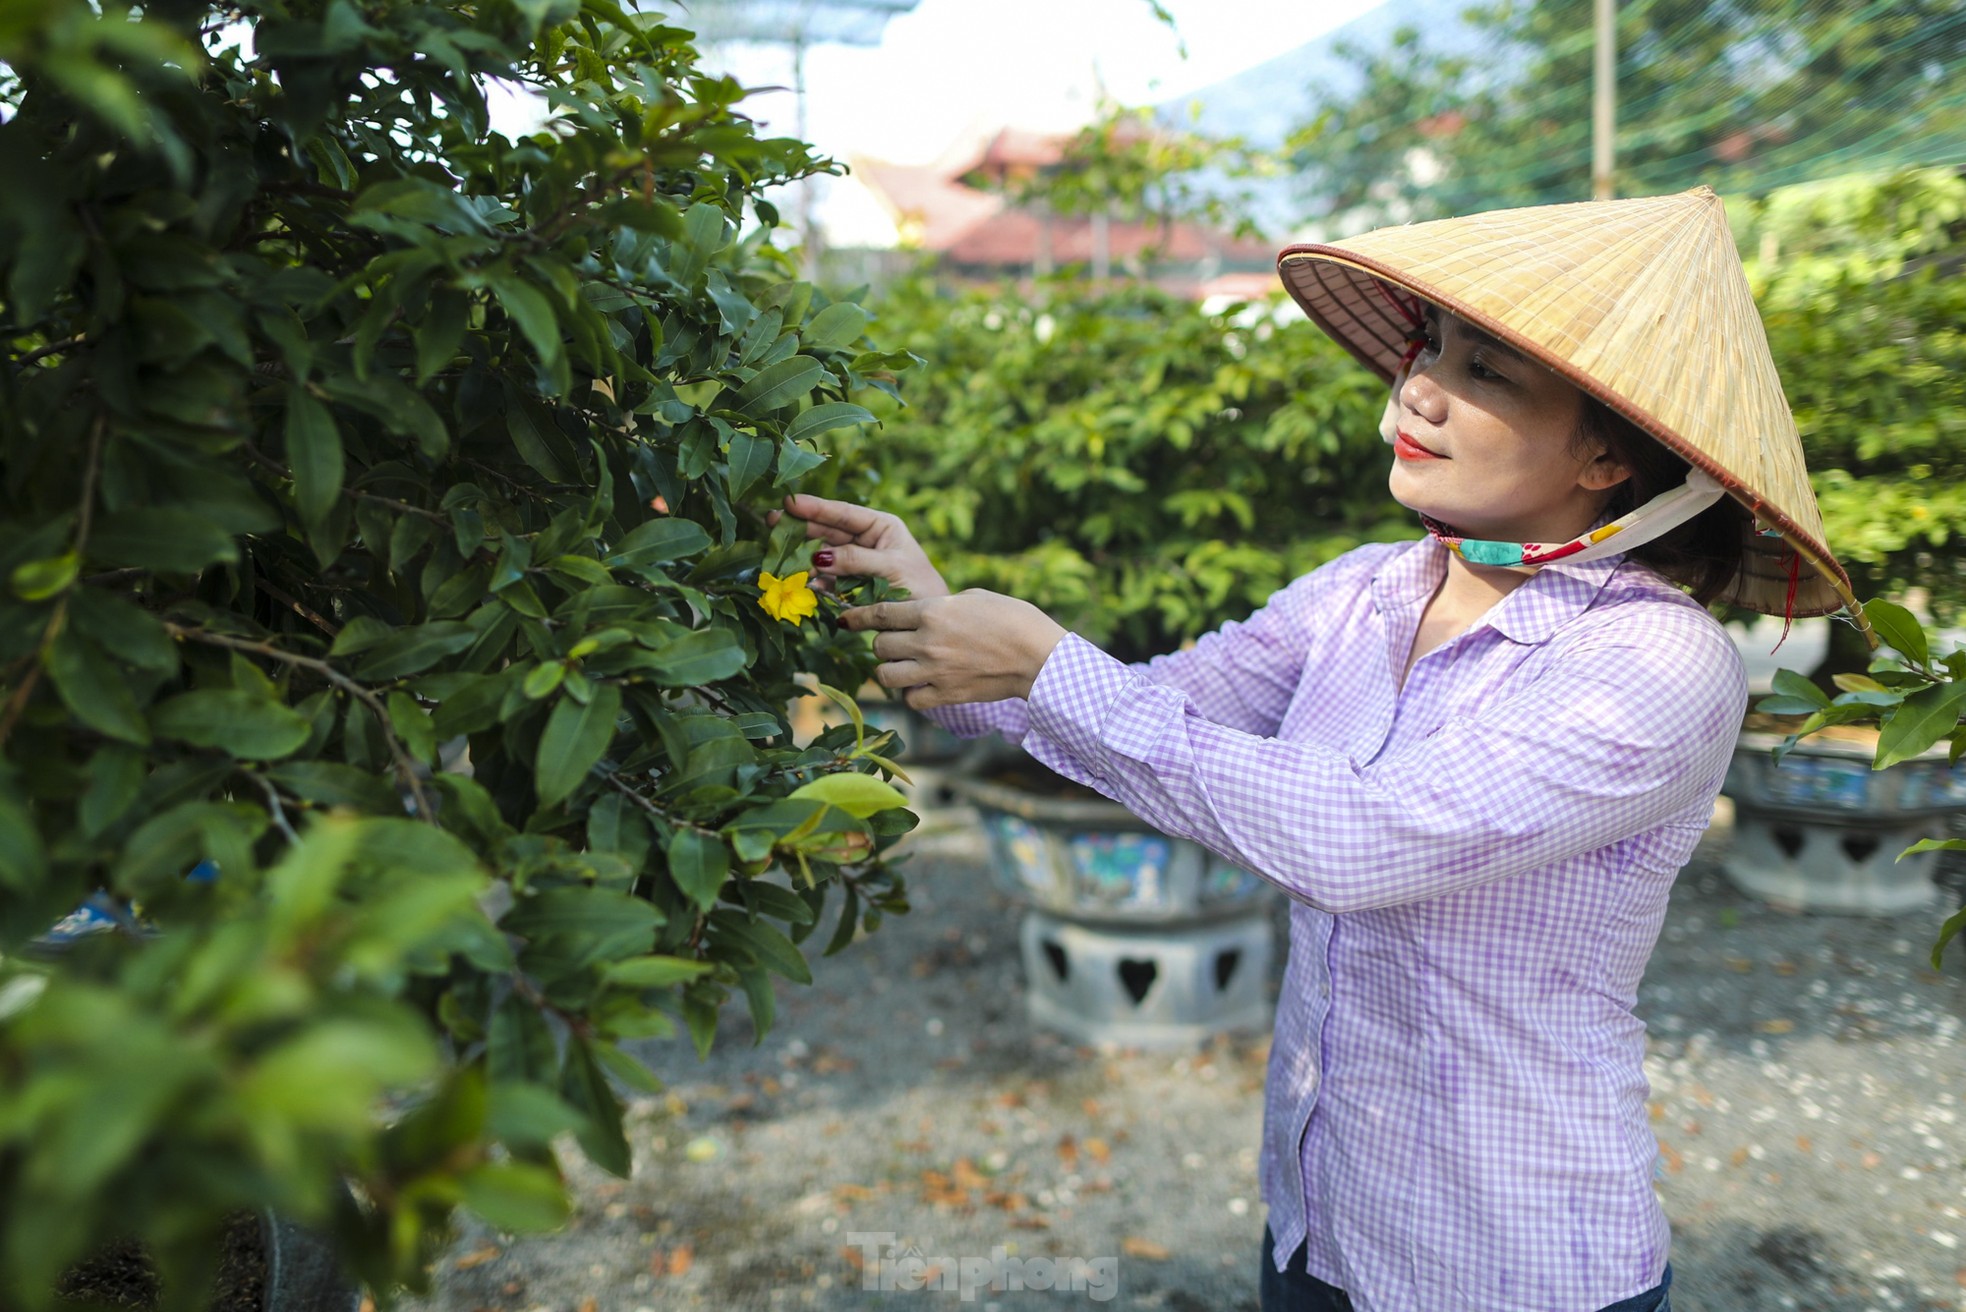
[1387,308,1628,546]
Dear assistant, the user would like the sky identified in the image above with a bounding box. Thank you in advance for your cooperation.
[483,0,1388,246]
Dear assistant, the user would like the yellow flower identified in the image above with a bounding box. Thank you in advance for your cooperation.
[757,569,818,626]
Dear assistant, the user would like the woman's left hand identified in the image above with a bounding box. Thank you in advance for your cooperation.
[841,590,1069,709]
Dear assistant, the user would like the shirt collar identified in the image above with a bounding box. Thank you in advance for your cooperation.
[1371,535,1631,646]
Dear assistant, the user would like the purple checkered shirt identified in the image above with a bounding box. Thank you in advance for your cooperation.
[928,537,1748,1312]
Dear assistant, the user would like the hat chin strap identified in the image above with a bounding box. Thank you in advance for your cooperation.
[1381,365,1728,571]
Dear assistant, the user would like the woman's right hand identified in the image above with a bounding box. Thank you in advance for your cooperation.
[772,494,951,601]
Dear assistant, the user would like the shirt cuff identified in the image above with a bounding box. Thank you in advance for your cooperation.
[1024,632,1144,772]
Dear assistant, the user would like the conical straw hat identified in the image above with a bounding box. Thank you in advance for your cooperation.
[1277,186,1865,629]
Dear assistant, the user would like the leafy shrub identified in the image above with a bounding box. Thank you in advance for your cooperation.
[1740,167,1966,620]
[0,0,912,1300]
[832,274,1406,664]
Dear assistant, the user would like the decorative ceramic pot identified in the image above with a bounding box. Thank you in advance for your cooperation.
[1721,729,1966,915]
[950,772,1270,928]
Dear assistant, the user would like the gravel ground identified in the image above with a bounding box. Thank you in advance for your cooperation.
[402,798,1966,1312]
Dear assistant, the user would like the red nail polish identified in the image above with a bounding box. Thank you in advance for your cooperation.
[813,549,835,567]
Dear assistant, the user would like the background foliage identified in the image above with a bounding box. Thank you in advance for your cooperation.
[1738,167,1966,622]
[830,275,1402,666]
[0,0,914,1301]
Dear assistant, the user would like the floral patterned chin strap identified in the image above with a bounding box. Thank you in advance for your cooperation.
[1379,361,1728,571]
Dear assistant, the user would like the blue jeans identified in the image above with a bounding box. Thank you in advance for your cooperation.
[1260,1227,1672,1312]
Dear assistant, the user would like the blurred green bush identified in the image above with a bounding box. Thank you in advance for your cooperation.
[1739,167,1966,622]
[827,275,1407,664]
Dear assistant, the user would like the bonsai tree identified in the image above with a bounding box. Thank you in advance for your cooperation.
[0,0,915,1302]
[829,273,1404,667]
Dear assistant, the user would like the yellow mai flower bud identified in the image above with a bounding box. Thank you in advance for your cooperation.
[757,569,819,626]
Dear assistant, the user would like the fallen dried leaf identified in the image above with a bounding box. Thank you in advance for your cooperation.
[1755,1018,1795,1034]
[1730,1147,1750,1167]
[833,1183,876,1203]
[667,1244,694,1276]
[1122,1237,1170,1260]
[1084,1138,1111,1164]
[1796,1135,1813,1154]
[1658,1143,1684,1174]
[1862,1151,1882,1169]
[952,1158,989,1191]
[455,1247,500,1271]
[1011,1216,1052,1231]
[1058,1135,1079,1168]
[579,1297,597,1312]
[1724,955,1754,973]
[840,1247,866,1272]
[1772,959,1798,976]
[1081,1098,1102,1117]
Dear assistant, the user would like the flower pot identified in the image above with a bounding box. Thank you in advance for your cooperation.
[949,771,1270,928]
[1720,729,1966,915]
[950,764,1276,1049]
[259,1209,363,1312]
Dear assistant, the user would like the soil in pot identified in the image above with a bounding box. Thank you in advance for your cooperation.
[54,1212,266,1312]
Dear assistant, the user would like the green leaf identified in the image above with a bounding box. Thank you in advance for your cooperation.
[459,1161,570,1232]
[605,518,711,568]
[711,909,811,985]
[666,828,729,914]
[88,509,238,573]
[286,389,343,528]
[1768,669,1831,710]
[589,1039,664,1094]
[0,788,48,891]
[1934,902,1966,970]
[604,955,712,988]
[787,772,910,819]
[785,402,876,444]
[643,628,748,687]
[508,404,571,483]
[80,744,146,839]
[800,302,871,354]
[586,791,651,873]
[559,1039,630,1176]
[1863,598,1929,666]
[265,761,399,812]
[43,629,150,743]
[150,690,311,759]
[415,286,470,384]
[726,429,772,497]
[488,995,558,1086]
[66,590,176,673]
[533,683,622,810]
[354,622,478,680]
[491,269,567,394]
[386,691,436,766]
[10,552,78,602]
[1875,679,1966,769]
[729,355,826,415]
[487,1081,583,1147]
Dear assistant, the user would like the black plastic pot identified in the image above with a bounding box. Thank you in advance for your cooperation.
[259,1210,363,1312]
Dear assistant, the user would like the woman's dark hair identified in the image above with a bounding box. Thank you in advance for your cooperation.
[1573,397,1746,606]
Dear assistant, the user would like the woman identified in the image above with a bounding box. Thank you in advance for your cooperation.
[781,188,1869,1312]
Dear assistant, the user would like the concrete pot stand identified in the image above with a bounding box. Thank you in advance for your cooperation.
[951,766,1275,1049]
[1722,729,1966,914]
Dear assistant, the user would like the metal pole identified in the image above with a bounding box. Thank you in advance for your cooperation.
[1592,0,1616,199]
[793,36,819,281]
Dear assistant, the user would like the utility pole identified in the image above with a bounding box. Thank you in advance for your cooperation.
[1592,0,1616,199]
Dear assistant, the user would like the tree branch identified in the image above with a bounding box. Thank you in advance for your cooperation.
[163,622,438,825]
